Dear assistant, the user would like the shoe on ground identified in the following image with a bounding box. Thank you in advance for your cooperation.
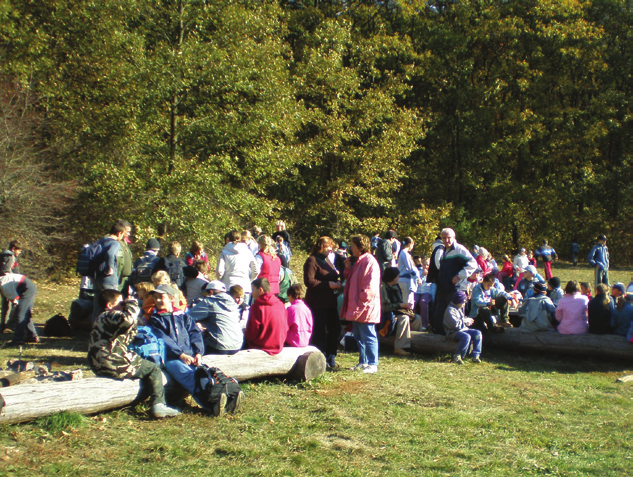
[213,393,228,417]
[500,321,513,328]
[472,356,482,364]
[152,403,181,419]
[226,391,244,414]
[393,348,411,357]
[349,363,368,371]
[363,365,378,374]
[452,354,464,365]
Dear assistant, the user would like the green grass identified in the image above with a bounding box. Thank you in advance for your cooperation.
[0,263,631,476]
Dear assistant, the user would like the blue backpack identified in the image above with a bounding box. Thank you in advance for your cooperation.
[129,326,166,367]
[76,238,114,277]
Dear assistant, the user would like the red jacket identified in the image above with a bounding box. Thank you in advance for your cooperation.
[245,292,288,355]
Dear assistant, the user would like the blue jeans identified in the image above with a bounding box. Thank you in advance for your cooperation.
[352,322,379,366]
[454,329,482,359]
[164,359,197,394]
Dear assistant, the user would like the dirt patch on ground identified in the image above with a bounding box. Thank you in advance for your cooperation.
[321,379,369,396]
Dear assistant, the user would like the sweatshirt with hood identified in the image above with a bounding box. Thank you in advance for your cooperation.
[245,292,288,355]
[216,242,257,291]
[189,292,243,352]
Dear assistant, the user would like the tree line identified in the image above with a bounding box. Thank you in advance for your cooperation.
[0,0,631,271]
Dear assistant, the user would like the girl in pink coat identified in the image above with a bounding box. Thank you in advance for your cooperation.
[341,235,381,374]
[555,280,589,334]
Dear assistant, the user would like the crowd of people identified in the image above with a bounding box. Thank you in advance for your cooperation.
[0,222,631,419]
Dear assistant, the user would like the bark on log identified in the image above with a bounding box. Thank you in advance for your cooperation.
[0,346,325,425]
[381,330,633,361]
[616,375,633,383]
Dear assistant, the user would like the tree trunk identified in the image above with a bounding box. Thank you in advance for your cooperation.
[0,347,325,425]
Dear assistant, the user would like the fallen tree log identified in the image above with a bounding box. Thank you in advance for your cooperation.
[380,329,633,361]
[0,346,325,425]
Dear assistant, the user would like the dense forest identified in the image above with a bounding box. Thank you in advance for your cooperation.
[0,0,631,271]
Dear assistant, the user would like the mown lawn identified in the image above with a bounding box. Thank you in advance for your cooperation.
[0,262,631,476]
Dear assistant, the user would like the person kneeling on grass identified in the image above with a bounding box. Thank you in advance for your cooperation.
[88,289,180,419]
[443,291,482,364]
[379,267,423,357]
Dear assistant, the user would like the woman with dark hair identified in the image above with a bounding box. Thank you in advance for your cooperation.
[303,236,343,369]
[555,280,589,335]
[184,241,209,267]
[587,283,613,334]
[341,235,381,374]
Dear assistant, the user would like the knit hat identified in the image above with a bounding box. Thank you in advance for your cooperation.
[533,282,547,294]
[451,291,468,305]
[204,280,226,293]
[548,277,561,289]
[524,265,537,276]
[146,238,161,251]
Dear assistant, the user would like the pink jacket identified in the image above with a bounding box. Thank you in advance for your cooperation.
[340,253,381,324]
[555,293,589,335]
[285,299,313,347]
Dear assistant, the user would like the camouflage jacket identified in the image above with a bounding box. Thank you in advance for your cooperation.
[88,299,142,379]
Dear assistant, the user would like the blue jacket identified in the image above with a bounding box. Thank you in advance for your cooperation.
[611,302,633,337]
[469,283,511,318]
[188,292,243,351]
[536,245,557,262]
[587,244,609,270]
[148,310,204,360]
[437,242,477,294]
[94,237,122,288]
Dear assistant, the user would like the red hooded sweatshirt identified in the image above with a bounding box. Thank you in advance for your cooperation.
[245,292,288,355]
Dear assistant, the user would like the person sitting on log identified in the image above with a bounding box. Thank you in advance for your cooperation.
[443,291,482,364]
[588,284,613,335]
[516,265,545,299]
[379,267,423,357]
[555,280,589,335]
[469,273,517,330]
[518,282,557,332]
[546,277,564,307]
[611,293,633,337]
[147,285,207,408]
[285,284,313,348]
[189,280,243,356]
[245,278,288,355]
[88,289,180,419]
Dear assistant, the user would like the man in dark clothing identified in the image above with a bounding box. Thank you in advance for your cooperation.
[375,231,396,273]
[92,222,126,320]
[432,228,477,335]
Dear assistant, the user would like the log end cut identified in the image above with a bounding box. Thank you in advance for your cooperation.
[289,351,326,382]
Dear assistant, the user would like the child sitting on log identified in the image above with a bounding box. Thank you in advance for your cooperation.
[443,290,482,364]
[518,282,557,332]
[88,289,180,419]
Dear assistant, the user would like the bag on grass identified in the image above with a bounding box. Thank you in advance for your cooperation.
[44,313,72,337]
[128,326,165,367]
[193,365,242,412]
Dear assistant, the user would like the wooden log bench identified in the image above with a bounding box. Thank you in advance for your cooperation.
[380,329,633,361]
[0,346,325,425]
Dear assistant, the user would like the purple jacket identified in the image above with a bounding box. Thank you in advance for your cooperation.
[555,293,589,335]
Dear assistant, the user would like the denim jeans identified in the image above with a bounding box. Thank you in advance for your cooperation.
[164,359,197,394]
[454,329,482,359]
[352,322,379,366]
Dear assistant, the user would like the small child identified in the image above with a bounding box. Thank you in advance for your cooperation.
[547,277,564,307]
[88,289,180,419]
[580,282,593,300]
[443,291,482,364]
[285,285,313,348]
[135,282,155,325]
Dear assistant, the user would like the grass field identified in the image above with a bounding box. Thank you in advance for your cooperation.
[0,260,631,476]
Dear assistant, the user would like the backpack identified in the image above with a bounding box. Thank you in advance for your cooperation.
[277,267,298,303]
[44,314,72,337]
[133,254,160,284]
[128,326,166,367]
[375,239,393,264]
[164,256,185,287]
[193,365,243,415]
[76,240,109,277]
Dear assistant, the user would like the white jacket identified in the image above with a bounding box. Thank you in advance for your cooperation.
[216,242,257,291]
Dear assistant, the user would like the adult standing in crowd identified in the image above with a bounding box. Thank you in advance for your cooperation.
[587,234,609,287]
[432,228,477,335]
[535,239,558,280]
[92,221,127,320]
[374,230,396,273]
[341,235,381,374]
[271,220,291,251]
[216,230,258,305]
[303,236,343,370]
[117,221,133,296]
[255,235,282,295]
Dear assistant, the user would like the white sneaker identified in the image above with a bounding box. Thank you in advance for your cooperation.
[363,365,378,374]
[151,403,181,419]
[349,363,368,371]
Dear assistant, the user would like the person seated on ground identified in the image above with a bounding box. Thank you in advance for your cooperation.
[611,293,633,337]
[547,277,564,307]
[379,267,423,357]
[469,273,516,330]
[147,285,207,408]
[183,261,210,306]
[580,282,593,301]
[0,253,39,345]
[189,280,243,355]
[245,278,288,355]
[588,284,614,335]
[498,254,514,289]
[516,265,545,299]
[152,241,186,288]
[443,291,482,364]
[285,284,313,348]
[134,282,155,325]
[556,280,589,335]
[518,282,557,332]
[88,289,180,419]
